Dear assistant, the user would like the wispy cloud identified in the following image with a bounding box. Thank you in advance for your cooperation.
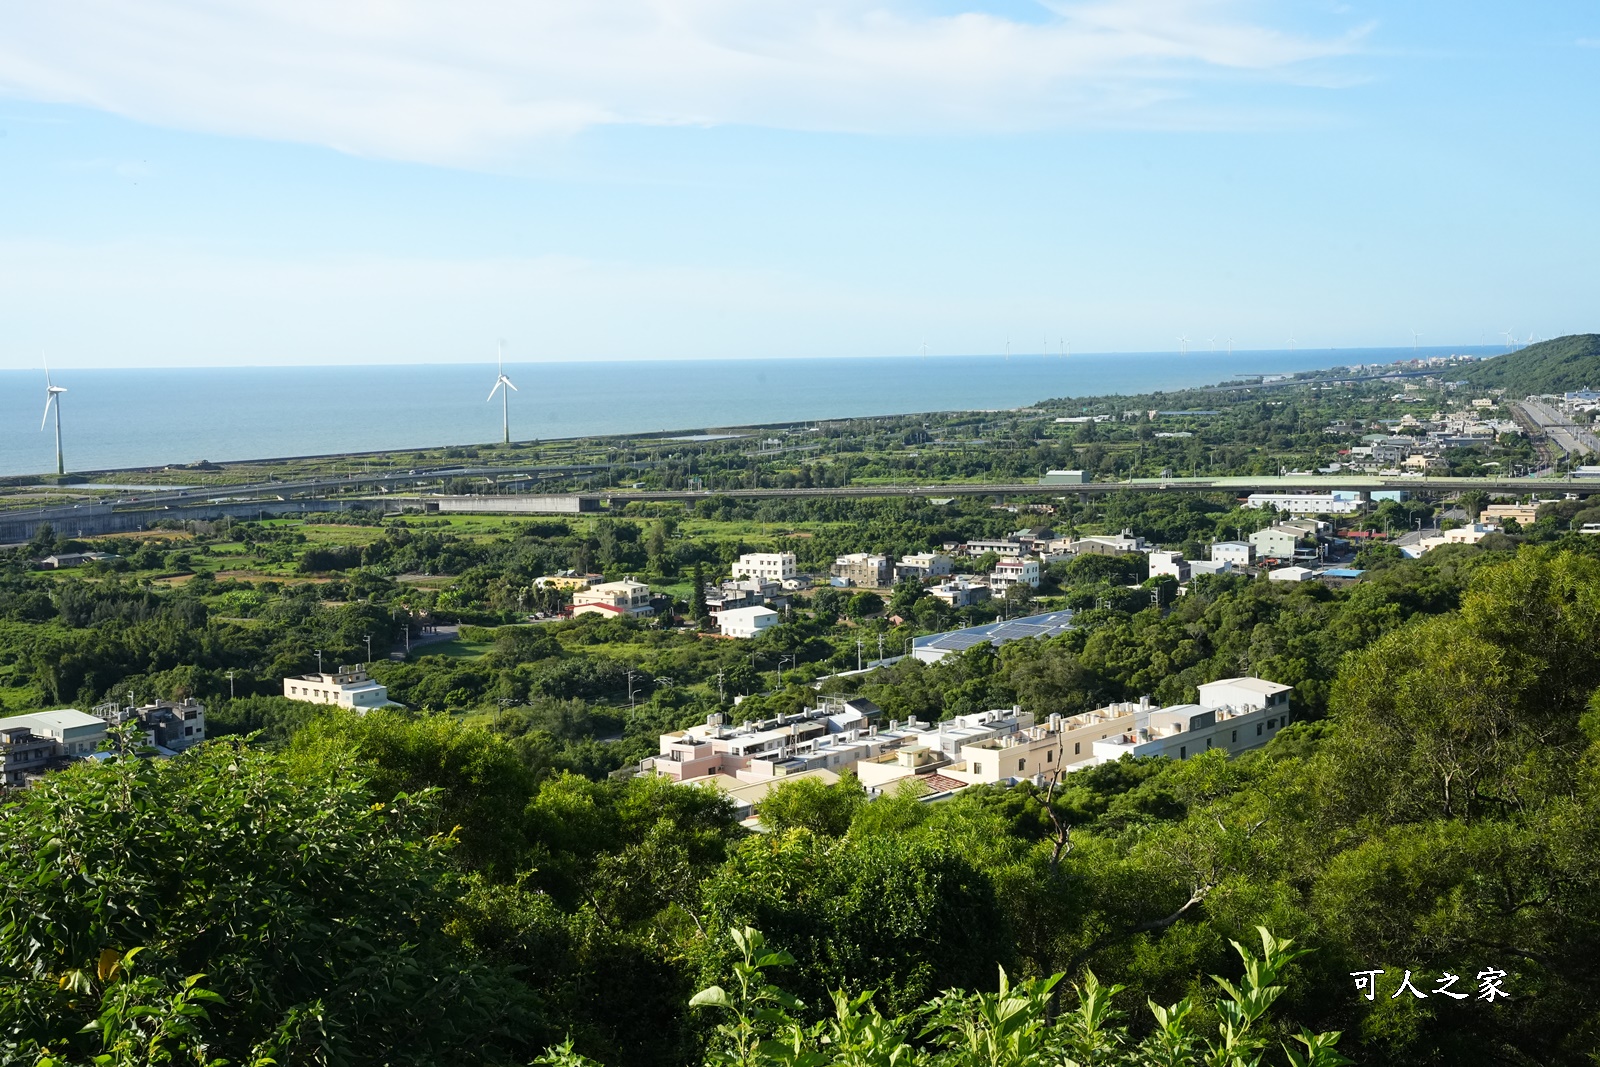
[0,1,1370,165]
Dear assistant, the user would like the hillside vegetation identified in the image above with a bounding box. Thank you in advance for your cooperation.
[1460,333,1600,395]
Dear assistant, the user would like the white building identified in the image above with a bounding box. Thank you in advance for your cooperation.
[731,552,797,583]
[714,605,780,639]
[0,709,107,758]
[1211,541,1255,566]
[571,579,655,618]
[1268,566,1318,582]
[1187,559,1233,578]
[1089,678,1294,765]
[283,667,400,711]
[894,552,953,582]
[1148,550,1189,581]
[927,577,991,607]
[1245,492,1363,515]
[990,558,1041,591]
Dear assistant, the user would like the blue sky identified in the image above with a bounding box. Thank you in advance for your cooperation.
[0,1,1596,368]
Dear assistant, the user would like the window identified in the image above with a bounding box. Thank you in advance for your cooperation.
[972,762,981,775]
[1180,745,1186,759]
[1232,730,1237,743]
[1074,742,1081,755]
[1206,738,1212,749]
[1256,723,1263,736]
[1047,750,1054,762]
[1018,757,1026,771]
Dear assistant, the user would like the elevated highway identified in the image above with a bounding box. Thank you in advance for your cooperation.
[8,473,1595,542]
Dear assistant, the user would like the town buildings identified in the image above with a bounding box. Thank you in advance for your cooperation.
[283,666,400,710]
[0,709,109,786]
[1087,678,1293,765]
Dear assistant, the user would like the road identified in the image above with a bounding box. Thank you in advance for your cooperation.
[1514,399,1600,458]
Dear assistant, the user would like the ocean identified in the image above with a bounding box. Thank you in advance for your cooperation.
[0,347,1496,477]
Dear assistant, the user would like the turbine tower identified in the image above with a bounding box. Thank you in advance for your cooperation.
[41,361,66,476]
[1176,336,1189,356]
[487,340,518,445]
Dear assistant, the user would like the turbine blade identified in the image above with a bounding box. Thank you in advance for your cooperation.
[41,395,53,431]
[487,381,502,402]
[503,378,518,392]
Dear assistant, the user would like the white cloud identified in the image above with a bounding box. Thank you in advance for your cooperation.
[0,1,1367,164]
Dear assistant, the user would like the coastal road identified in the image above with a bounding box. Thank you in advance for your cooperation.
[1513,400,1600,458]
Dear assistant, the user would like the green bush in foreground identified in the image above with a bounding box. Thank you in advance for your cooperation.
[539,926,1351,1067]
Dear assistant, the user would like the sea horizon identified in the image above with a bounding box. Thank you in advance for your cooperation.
[0,346,1503,477]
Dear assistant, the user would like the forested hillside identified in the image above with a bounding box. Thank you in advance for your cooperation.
[1460,333,1600,395]
[6,538,1600,1065]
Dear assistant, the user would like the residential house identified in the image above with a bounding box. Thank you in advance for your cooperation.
[1088,679,1293,764]
[830,553,890,587]
[283,666,401,711]
[1268,566,1318,582]
[1147,550,1188,581]
[1211,541,1255,566]
[572,578,655,617]
[731,552,797,583]
[1068,529,1147,557]
[989,558,1041,591]
[91,698,207,752]
[927,578,991,608]
[894,553,953,582]
[714,605,780,639]
[1,725,57,786]
[0,710,107,759]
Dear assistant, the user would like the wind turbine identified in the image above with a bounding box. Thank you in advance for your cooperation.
[41,360,66,476]
[1208,337,1217,353]
[1287,337,1296,353]
[1412,330,1419,352]
[1228,337,1233,358]
[1176,336,1189,356]
[487,340,518,445]
[1502,330,1514,351]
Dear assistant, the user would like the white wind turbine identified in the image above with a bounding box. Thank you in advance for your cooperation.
[487,340,518,445]
[1209,337,1217,353]
[1502,330,1515,351]
[41,360,67,476]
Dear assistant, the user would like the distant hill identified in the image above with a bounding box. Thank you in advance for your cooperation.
[1460,333,1600,396]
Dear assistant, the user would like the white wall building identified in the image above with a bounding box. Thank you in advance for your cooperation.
[1089,678,1293,765]
[0,709,107,758]
[990,558,1041,591]
[731,552,797,583]
[715,605,780,639]
[1268,566,1318,582]
[1148,550,1189,581]
[1245,493,1363,515]
[572,579,655,617]
[1211,541,1255,566]
[894,553,954,582]
[284,667,400,711]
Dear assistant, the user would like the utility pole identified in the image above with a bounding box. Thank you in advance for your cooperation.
[627,669,638,708]
[364,634,372,666]
[857,638,864,671]
[315,649,323,674]
[227,669,235,700]
[877,633,885,662]
[716,670,726,703]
